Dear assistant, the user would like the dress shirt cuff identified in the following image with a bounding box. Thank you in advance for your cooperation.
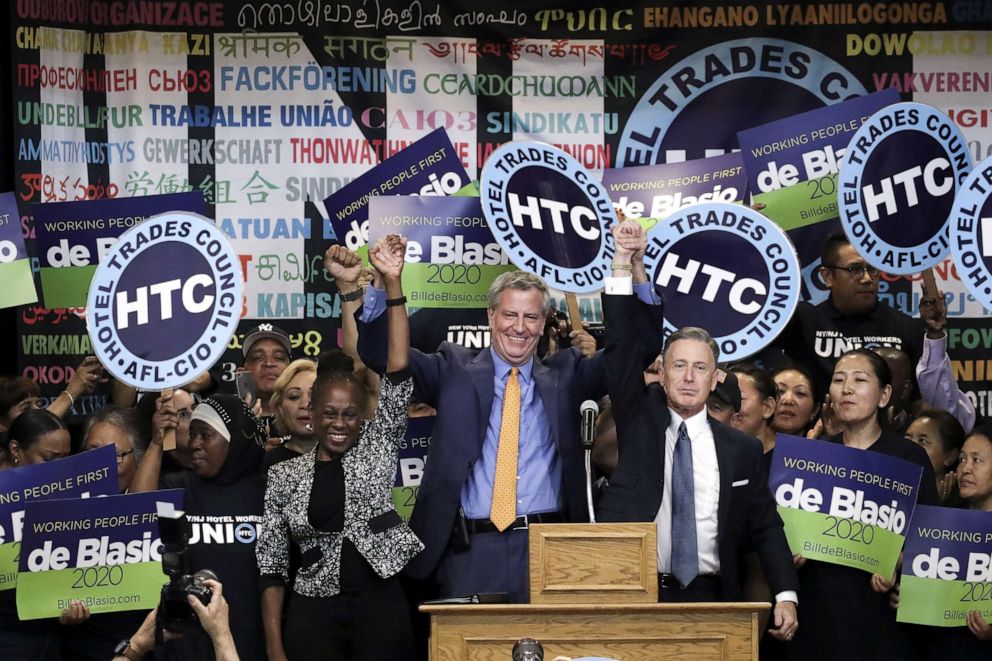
[920,333,946,369]
[604,275,633,296]
[775,590,798,604]
[360,285,386,322]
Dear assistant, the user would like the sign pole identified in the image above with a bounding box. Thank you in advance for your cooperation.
[160,387,176,451]
[564,293,584,331]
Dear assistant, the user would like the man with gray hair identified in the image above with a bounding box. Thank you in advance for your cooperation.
[598,219,799,640]
[346,234,664,602]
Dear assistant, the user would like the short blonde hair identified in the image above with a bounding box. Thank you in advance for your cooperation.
[270,359,316,435]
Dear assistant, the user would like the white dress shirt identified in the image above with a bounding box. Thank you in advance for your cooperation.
[655,407,720,575]
[655,406,798,604]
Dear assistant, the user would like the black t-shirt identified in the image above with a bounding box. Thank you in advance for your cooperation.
[309,459,380,592]
[775,298,924,397]
[409,307,490,353]
[155,472,266,661]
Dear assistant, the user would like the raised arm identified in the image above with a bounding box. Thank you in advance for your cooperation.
[48,355,102,418]
[368,234,410,374]
[603,219,656,422]
[918,284,976,433]
[129,393,174,493]
[325,244,368,369]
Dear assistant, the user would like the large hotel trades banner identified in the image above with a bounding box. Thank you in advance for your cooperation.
[7,2,992,415]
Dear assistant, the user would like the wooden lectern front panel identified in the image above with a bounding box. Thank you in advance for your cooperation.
[529,523,658,604]
[423,603,762,661]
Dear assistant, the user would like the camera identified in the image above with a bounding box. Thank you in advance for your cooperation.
[156,503,214,636]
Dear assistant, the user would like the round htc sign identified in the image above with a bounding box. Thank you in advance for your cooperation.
[644,202,801,361]
[950,156,992,312]
[838,102,972,275]
[86,212,243,390]
[479,141,615,293]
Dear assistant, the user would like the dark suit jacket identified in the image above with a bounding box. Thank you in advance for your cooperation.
[357,295,665,579]
[596,295,798,600]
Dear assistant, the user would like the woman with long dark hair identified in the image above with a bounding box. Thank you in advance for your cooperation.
[788,349,937,661]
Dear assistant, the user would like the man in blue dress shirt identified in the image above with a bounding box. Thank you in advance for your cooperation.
[349,233,663,602]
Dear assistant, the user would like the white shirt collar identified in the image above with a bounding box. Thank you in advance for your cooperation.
[668,406,710,438]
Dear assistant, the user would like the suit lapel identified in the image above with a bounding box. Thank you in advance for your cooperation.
[467,350,495,453]
[651,387,671,492]
[711,420,735,537]
[533,360,559,446]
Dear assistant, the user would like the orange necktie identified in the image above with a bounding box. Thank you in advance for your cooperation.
[490,367,521,531]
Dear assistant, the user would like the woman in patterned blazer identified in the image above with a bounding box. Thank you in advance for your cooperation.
[256,235,423,660]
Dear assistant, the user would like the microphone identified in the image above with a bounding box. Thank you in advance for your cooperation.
[512,638,543,661]
[580,400,600,524]
[580,400,599,451]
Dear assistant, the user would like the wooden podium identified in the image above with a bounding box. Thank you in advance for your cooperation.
[420,524,768,660]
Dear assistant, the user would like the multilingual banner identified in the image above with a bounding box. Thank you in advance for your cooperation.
[0,445,118,591]
[898,505,992,627]
[16,489,184,619]
[369,195,515,308]
[770,434,923,577]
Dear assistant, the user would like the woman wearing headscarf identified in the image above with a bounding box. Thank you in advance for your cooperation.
[136,394,267,661]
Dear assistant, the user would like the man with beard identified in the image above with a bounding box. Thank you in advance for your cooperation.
[774,233,924,398]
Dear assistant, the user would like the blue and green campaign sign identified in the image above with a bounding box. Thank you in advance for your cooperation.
[601,152,747,225]
[369,196,515,308]
[17,489,184,620]
[738,89,898,220]
[770,434,923,577]
[323,128,470,247]
[391,415,433,521]
[0,446,118,591]
[0,192,37,310]
[898,505,992,628]
[33,192,206,308]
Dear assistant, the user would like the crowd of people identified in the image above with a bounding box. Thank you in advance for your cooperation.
[0,223,990,660]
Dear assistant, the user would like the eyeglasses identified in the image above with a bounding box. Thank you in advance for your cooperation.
[824,263,879,278]
[115,450,134,464]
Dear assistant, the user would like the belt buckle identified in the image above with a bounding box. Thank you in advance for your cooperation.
[511,514,530,531]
